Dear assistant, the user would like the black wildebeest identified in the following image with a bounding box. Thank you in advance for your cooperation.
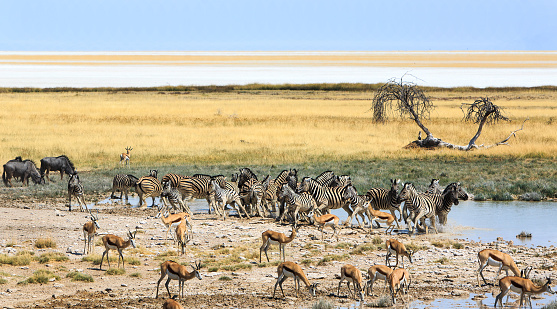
[40,155,76,182]
[3,157,45,187]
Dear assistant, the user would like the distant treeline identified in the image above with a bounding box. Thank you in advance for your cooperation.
[1,83,556,93]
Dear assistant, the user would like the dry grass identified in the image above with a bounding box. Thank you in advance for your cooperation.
[0,89,555,168]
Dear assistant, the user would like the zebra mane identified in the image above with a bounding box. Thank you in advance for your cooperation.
[57,155,75,169]
[127,174,139,181]
[239,167,258,180]
[193,174,212,178]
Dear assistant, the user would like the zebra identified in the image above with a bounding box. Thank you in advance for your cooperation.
[436,182,467,225]
[160,181,193,216]
[110,174,138,201]
[279,184,317,227]
[342,185,371,229]
[177,174,222,216]
[68,173,86,212]
[161,173,188,188]
[136,170,162,208]
[315,171,336,187]
[365,179,403,229]
[209,178,250,220]
[398,183,440,234]
[426,179,441,194]
[336,175,352,187]
[263,170,292,216]
[297,177,350,216]
[238,168,266,217]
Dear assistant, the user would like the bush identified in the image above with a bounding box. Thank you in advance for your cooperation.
[0,278,7,284]
[542,300,557,309]
[491,192,514,201]
[18,269,59,285]
[519,192,543,201]
[66,272,94,282]
[219,276,232,281]
[35,238,57,249]
[38,252,69,264]
[0,253,33,266]
[129,272,142,278]
[366,295,392,307]
[106,268,126,275]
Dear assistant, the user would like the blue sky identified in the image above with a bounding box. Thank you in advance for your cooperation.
[2,0,556,51]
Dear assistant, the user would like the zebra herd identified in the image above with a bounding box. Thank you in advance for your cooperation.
[110,168,470,234]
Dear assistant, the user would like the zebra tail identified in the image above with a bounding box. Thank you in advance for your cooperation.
[2,169,8,186]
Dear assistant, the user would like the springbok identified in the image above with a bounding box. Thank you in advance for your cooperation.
[99,230,137,270]
[120,146,133,166]
[385,239,414,269]
[495,276,554,308]
[82,209,99,255]
[260,227,297,263]
[155,260,202,299]
[273,261,319,298]
[337,264,365,301]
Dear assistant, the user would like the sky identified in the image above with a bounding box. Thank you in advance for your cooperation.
[1,0,556,51]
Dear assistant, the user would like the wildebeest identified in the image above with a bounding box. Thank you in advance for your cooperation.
[3,157,45,187]
[40,155,76,182]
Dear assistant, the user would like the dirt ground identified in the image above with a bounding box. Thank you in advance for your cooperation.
[1,194,556,309]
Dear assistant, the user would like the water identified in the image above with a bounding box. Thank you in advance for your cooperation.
[335,200,557,247]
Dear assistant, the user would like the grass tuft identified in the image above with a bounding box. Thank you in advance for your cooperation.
[312,298,334,309]
[105,268,126,275]
[66,272,94,282]
[35,238,57,249]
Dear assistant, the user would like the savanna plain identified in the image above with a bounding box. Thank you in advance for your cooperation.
[1,85,557,308]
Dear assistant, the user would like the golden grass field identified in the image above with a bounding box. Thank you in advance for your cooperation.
[2,51,557,68]
[1,88,556,169]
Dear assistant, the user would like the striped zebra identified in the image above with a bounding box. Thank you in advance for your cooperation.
[177,174,221,216]
[161,173,187,188]
[398,182,440,234]
[315,171,336,187]
[436,182,467,225]
[365,179,403,228]
[263,170,292,215]
[136,170,162,208]
[238,168,266,217]
[342,185,371,229]
[426,179,441,194]
[160,181,193,216]
[209,178,250,220]
[279,184,317,227]
[336,175,352,187]
[68,173,86,212]
[110,174,138,201]
[297,177,350,215]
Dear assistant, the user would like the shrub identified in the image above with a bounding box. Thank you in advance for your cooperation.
[67,272,94,282]
[491,192,514,201]
[542,300,557,309]
[317,254,349,266]
[372,236,383,245]
[35,238,57,249]
[19,269,59,285]
[0,278,7,284]
[106,268,126,275]
[129,272,142,278]
[219,276,232,281]
[519,192,543,201]
[0,253,33,266]
[38,252,69,264]
[351,244,375,255]
[434,257,450,264]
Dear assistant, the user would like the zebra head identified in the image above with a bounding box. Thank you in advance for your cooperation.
[297,177,310,193]
[390,179,401,193]
[281,183,294,197]
[149,169,158,178]
[342,184,358,201]
[398,182,415,202]
[443,183,461,206]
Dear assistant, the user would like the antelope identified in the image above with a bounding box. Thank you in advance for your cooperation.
[337,264,365,301]
[272,261,319,298]
[120,146,133,166]
[99,230,137,270]
[477,248,531,286]
[175,219,191,255]
[388,268,411,305]
[260,227,297,263]
[385,239,414,269]
[309,210,339,241]
[364,264,393,296]
[163,298,184,309]
[495,277,554,308]
[366,202,396,235]
[158,211,191,241]
[155,260,202,299]
[82,209,100,255]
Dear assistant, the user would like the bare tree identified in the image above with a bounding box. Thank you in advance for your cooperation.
[371,77,527,150]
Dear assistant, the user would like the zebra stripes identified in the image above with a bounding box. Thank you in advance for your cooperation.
[136,170,162,207]
[342,185,370,229]
[110,174,138,201]
[398,183,440,234]
[426,179,441,194]
[161,173,187,188]
[436,182,466,225]
[68,173,86,212]
[209,178,249,219]
[297,177,349,215]
[161,181,192,216]
[365,179,403,227]
[238,168,265,217]
[176,174,218,214]
[279,184,317,227]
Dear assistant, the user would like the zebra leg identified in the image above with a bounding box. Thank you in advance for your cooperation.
[235,198,250,219]
[389,209,401,229]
